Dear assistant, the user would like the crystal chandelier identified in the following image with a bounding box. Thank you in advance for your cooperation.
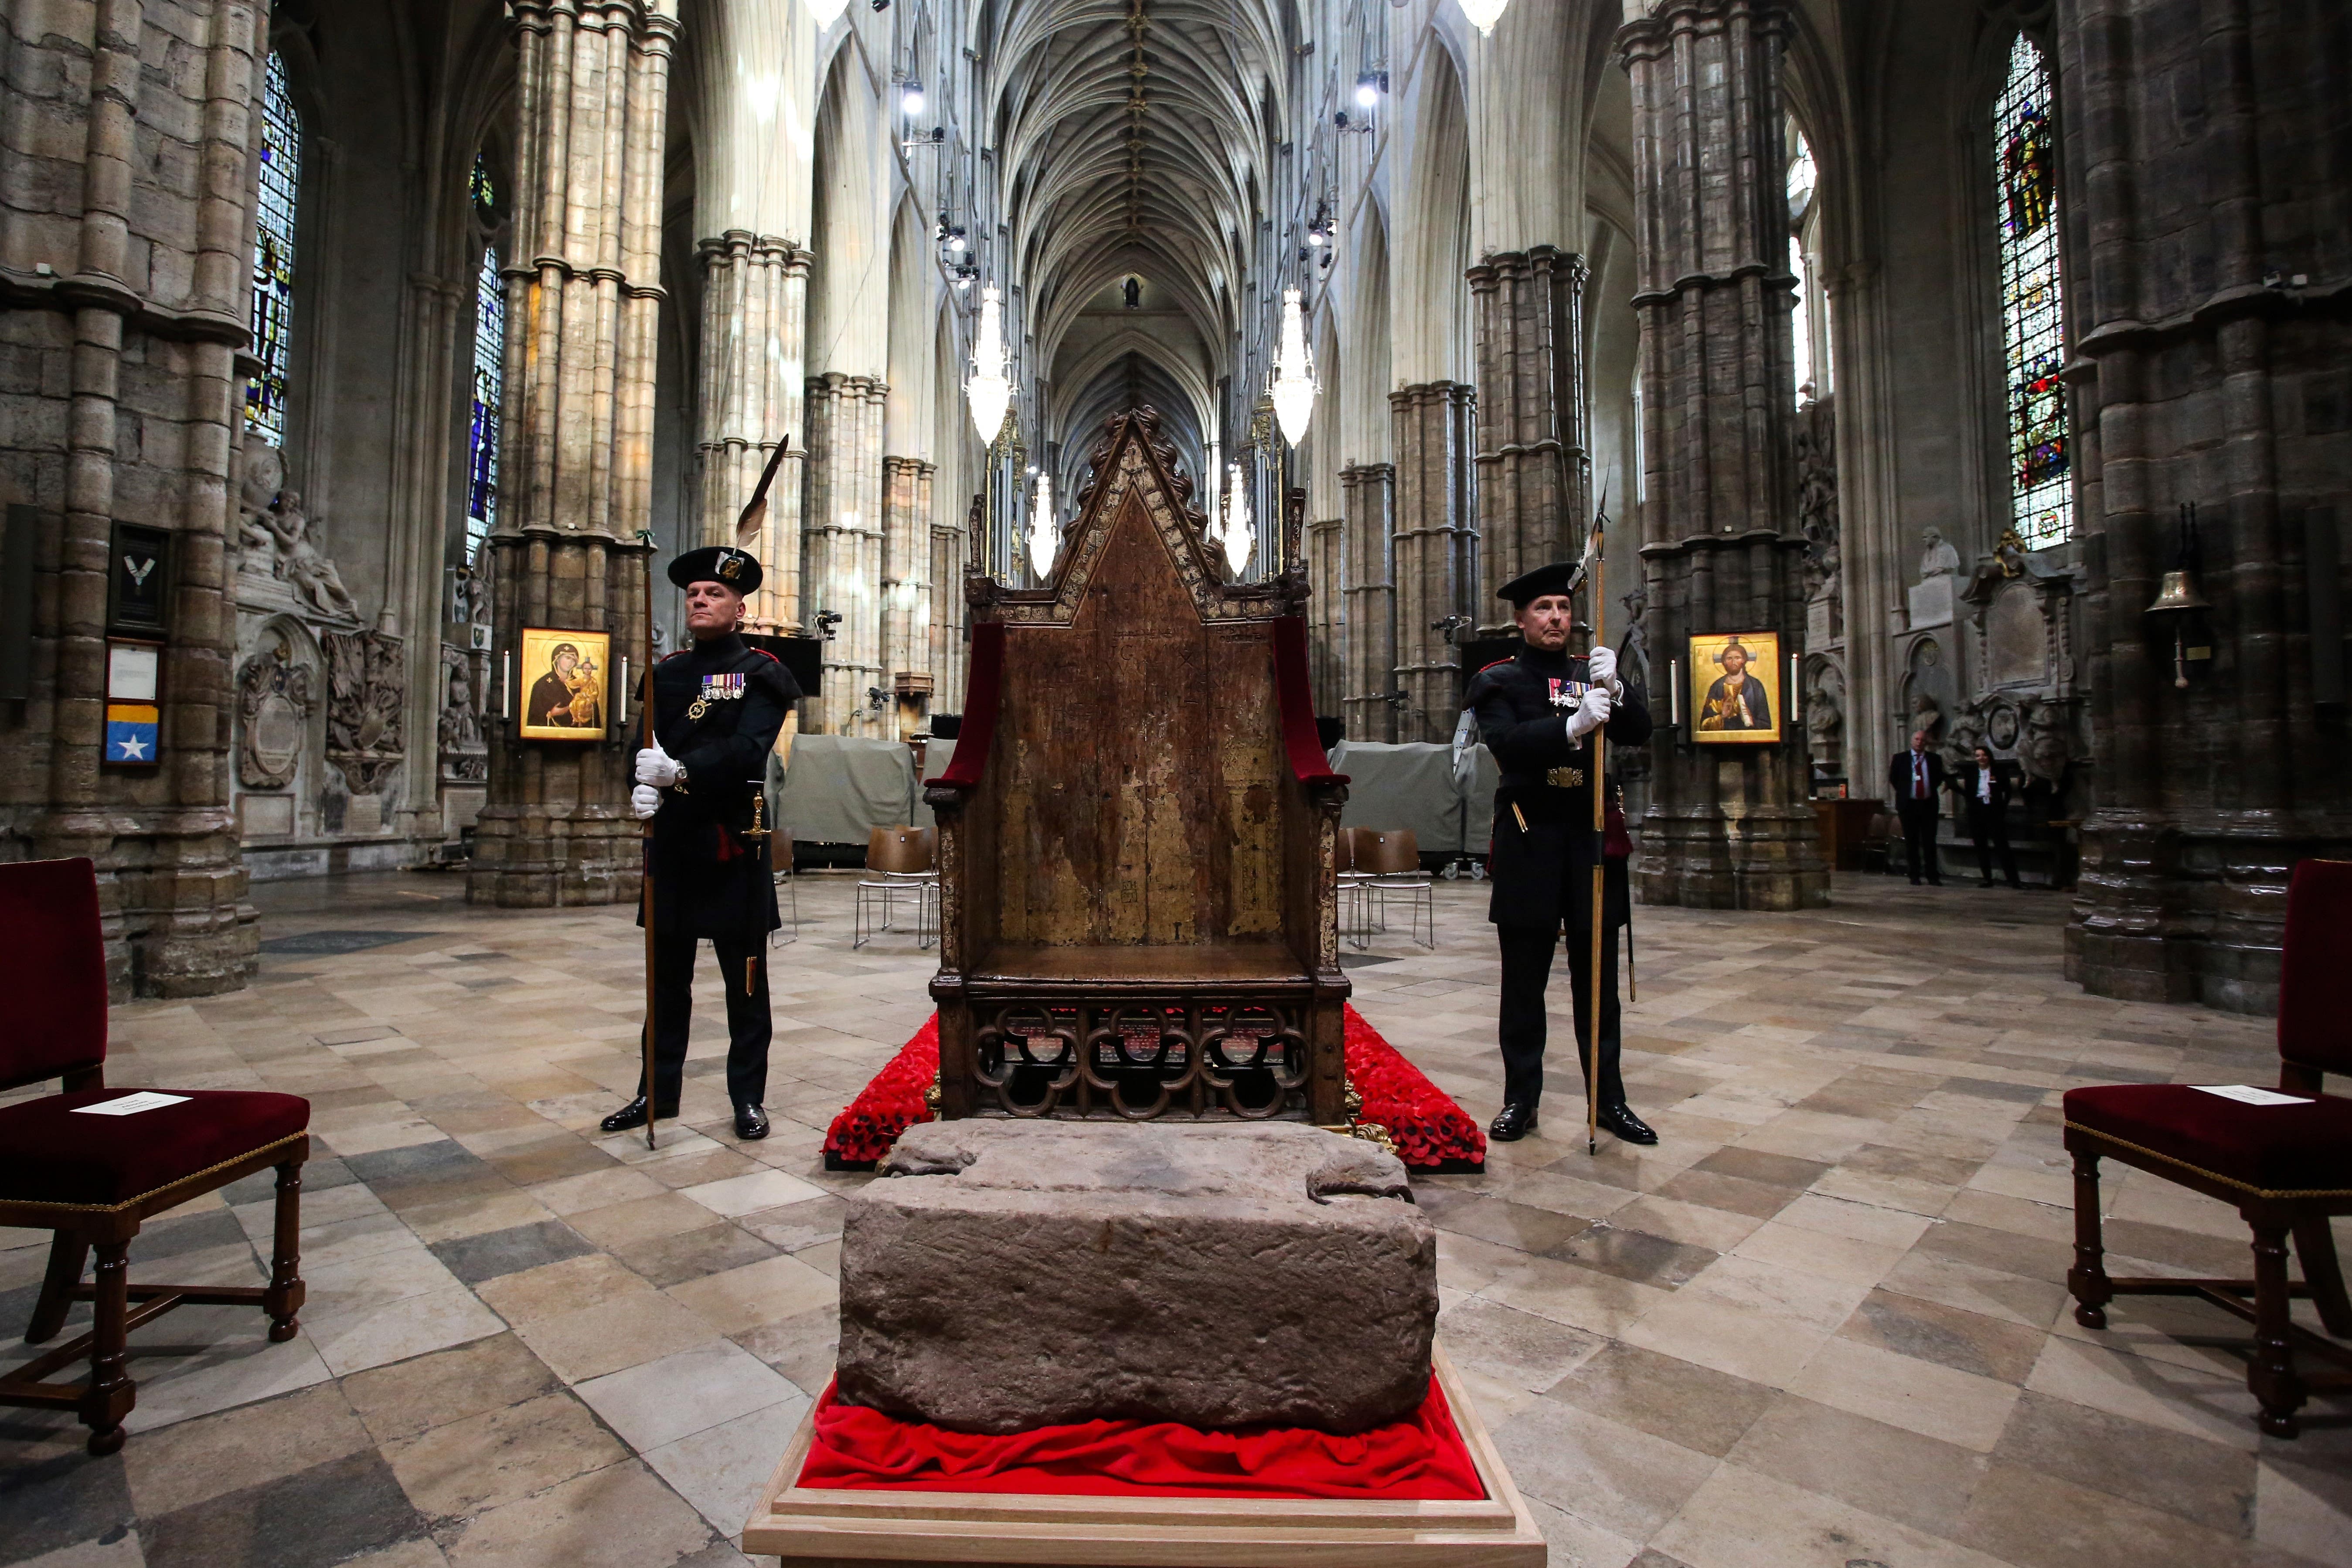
[1222,464,1253,575]
[1457,0,1507,37]
[1027,471,1055,581]
[966,285,1015,442]
[1270,288,1317,446]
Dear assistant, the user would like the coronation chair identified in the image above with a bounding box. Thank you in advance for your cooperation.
[2062,857,2352,1437]
[0,857,310,1455]
[923,408,1351,1126]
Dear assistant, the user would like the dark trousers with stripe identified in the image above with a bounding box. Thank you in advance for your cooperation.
[637,929,771,1111]
[1498,922,1624,1112]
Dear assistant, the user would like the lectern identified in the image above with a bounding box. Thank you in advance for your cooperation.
[924,408,1350,1125]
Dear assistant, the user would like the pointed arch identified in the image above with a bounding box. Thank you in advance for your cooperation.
[1394,48,1471,387]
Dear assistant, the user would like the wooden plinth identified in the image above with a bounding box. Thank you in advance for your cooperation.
[741,1347,1546,1567]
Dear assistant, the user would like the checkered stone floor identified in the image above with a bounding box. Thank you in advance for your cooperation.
[0,869,2345,1568]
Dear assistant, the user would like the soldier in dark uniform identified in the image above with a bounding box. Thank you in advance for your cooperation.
[602,545,803,1142]
[1470,561,1657,1146]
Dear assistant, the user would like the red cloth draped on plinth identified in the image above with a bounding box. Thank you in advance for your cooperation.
[797,1375,1484,1500]
[822,1006,1485,1172]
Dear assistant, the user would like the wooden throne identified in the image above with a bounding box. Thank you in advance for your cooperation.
[924,408,1351,1126]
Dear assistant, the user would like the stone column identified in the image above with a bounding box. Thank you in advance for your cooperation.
[470,0,674,908]
[696,231,809,631]
[1307,514,1344,716]
[803,372,888,735]
[1469,246,1590,611]
[2,0,263,995]
[929,517,968,714]
[1618,0,1826,910]
[2060,0,2352,1013]
[882,453,933,678]
[1389,384,1477,742]
[1338,464,1397,742]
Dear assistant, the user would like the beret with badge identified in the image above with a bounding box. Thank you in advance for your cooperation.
[668,545,762,595]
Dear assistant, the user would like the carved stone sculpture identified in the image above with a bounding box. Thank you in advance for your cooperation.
[236,432,284,559]
[1918,527,1961,580]
[235,631,315,791]
[837,1121,1435,1435]
[260,492,361,622]
[324,629,405,797]
[438,645,488,783]
[1795,401,1840,600]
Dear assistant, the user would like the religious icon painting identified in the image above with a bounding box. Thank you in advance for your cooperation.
[104,639,162,768]
[1688,630,1783,744]
[517,626,610,741]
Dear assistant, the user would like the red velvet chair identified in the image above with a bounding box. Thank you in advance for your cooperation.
[2063,857,2352,1437]
[0,857,310,1454]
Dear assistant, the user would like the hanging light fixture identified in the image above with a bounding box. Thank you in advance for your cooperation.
[1223,464,1253,575]
[900,80,925,116]
[804,0,849,27]
[966,284,1014,442]
[1270,287,1317,447]
[1027,471,1055,581]
[1457,0,1507,36]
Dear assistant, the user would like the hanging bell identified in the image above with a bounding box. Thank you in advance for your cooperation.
[2144,569,2211,617]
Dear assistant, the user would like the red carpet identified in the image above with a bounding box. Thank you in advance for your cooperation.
[796,1374,1484,1500]
[821,1005,1484,1173]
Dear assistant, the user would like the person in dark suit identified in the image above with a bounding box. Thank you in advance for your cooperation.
[1469,561,1655,1146]
[602,545,803,1142]
[1948,745,2022,888]
[1886,728,1946,885]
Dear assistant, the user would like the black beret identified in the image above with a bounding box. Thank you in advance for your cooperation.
[668,546,762,594]
[1496,560,1585,609]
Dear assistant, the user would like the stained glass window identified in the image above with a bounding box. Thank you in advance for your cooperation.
[465,157,503,564]
[246,51,300,443]
[1995,33,2070,547]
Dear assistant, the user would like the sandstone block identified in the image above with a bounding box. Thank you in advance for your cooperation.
[836,1120,1436,1435]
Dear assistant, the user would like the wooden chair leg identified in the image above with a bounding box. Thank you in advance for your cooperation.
[2249,1222,2307,1439]
[264,1158,307,1341]
[81,1241,133,1456]
[25,1233,88,1344]
[2290,1214,2352,1339]
[2066,1148,2113,1329]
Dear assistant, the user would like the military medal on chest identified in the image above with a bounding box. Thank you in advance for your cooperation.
[683,671,745,722]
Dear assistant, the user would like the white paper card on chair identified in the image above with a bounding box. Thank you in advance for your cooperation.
[71,1092,191,1116]
[2191,1085,2312,1107]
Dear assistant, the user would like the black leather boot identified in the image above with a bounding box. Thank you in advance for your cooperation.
[734,1103,770,1141]
[1488,1102,1539,1142]
[1597,1102,1659,1146]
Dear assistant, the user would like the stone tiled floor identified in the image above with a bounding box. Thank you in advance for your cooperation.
[1,868,2346,1568]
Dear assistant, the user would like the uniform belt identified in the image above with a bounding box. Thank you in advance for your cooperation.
[1545,766,1587,788]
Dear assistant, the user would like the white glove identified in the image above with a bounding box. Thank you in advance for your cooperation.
[1585,645,1620,694]
[630,784,661,820]
[1564,686,1613,740]
[636,745,681,787]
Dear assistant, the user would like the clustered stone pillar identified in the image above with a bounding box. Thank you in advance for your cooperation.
[1389,385,1477,742]
[1306,514,1344,715]
[696,231,809,631]
[882,454,934,713]
[1469,246,1590,610]
[803,372,888,735]
[1618,0,1826,910]
[471,0,674,908]
[2060,0,2352,1012]
[1338,463,1396,743]
[2,0,262,994]
[927,518,967,715]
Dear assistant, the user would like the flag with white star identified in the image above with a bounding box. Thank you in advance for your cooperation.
[106,702,158,765]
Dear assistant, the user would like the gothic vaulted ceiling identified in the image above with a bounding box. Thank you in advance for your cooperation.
[982,0,1292,449]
